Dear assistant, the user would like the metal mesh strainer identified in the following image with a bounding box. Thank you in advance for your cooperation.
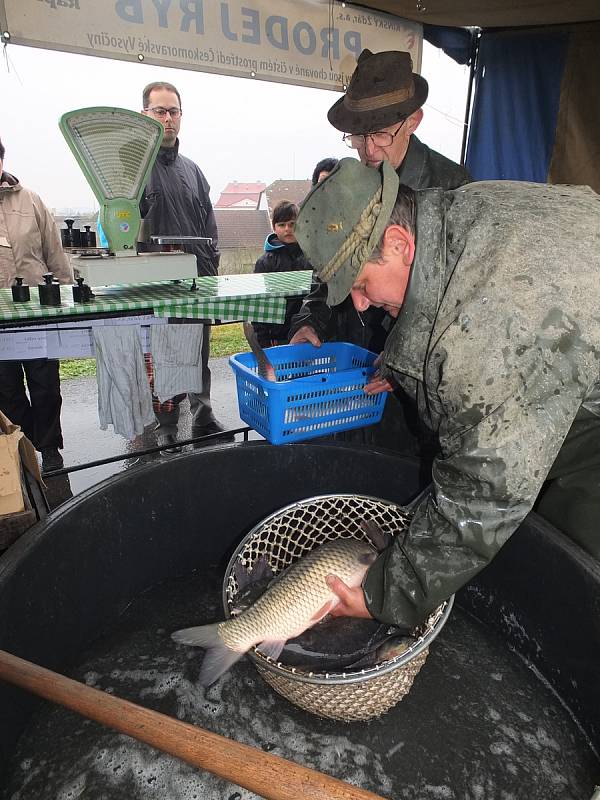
[223,494,453,721]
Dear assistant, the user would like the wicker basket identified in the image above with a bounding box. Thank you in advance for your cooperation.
[223,494,453,722]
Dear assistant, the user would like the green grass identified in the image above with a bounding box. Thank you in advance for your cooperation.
[59,359,97,379]
[59,323,248,379]
[210,322,247,358]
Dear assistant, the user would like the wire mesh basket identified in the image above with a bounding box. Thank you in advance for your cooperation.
[223,494,453,722]
[229,343,387,444]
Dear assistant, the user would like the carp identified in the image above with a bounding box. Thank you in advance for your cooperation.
[172,537,378,686]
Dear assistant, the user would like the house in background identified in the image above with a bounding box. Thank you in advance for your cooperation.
[214,209,272,274]
[211,178,313,274]
[212,179,313,274]
[264,179,312,216]
[215,182,266,210]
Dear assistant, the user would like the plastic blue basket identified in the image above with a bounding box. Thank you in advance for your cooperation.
[229,342,387,445]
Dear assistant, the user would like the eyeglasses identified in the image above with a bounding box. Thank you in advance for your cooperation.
[342,120,406,150]
[144,107,182,119]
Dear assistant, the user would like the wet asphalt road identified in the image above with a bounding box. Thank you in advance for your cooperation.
[44,356,260,509]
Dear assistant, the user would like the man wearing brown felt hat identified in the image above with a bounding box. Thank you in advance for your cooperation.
[327,48,468,182]
[289,49,471,456]
[327,49,429,164]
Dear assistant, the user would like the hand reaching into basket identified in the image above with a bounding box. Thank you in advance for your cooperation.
[289,325,322,347]
[364,373,395,395]
[364,354,397,395]
[326,575,373,619]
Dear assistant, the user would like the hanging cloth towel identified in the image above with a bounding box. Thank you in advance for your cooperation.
[93,326,155,440]
[151,324,204,403]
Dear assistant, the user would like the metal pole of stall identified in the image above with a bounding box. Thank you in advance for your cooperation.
[460,28,481,167]
[42,426,253,478]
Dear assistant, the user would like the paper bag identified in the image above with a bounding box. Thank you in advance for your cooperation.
[0,418,24,515]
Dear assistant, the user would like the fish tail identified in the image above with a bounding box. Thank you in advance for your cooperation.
[172,623,244,686]
[242,321,276,381]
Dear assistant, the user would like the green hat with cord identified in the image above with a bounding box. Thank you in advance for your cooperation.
[295,157,399,307]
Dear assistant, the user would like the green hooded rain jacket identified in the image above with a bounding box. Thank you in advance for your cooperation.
[364,180,600,628]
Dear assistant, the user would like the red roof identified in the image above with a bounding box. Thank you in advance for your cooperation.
[215,181,266,209]
[216,194,262,209]
[220,182,266,194]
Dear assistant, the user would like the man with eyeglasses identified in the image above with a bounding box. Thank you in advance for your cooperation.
[140,81,231,453]
[289,50,471,456]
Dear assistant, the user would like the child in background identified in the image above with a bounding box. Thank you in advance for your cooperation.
[251,200,311,347]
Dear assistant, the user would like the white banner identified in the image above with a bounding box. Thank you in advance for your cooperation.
[0,0,422,92]
[0,315,167,360]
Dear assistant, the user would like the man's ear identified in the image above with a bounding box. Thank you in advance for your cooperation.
[383,224,415,267]
[406,108,423,136]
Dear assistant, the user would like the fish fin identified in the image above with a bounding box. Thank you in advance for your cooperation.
[233,556,274,594]
[310,600,335,623]
[256,639,286,660]
[361,520,392,553]
[199,645,244,687]
[172,623,244,686]
[172,622,222,649]
[250,554,275,583]
[233,560,252,591]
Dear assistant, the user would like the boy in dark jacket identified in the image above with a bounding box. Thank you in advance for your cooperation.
[251,201,311,347]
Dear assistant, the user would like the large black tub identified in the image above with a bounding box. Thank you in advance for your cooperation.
[0,442,599,799]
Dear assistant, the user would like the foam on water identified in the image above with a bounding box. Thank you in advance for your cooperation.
[2,569,598,800]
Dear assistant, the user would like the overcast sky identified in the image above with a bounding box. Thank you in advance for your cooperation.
[1,40,469,211]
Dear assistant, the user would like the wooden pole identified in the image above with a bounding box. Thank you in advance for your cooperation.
[0,649,387,800]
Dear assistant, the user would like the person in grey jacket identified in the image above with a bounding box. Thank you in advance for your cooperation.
[295,157,600,629]
[140,81,230,453]
[0,136,73,474]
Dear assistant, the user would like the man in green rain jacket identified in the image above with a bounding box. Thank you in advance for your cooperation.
[295,157,600,630]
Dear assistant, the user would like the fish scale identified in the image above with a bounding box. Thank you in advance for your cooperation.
[218,539,376,652]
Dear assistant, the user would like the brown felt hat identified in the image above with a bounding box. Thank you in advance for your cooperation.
[328,49,428,134]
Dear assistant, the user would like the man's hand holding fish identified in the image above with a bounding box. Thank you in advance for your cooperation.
[326,575,373,619]
[172,523,394,685]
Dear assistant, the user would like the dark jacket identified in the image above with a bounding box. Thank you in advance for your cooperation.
[288,136,472,345]
[139,140,219,276]
[364,181,600,629]
[252,233,311,347]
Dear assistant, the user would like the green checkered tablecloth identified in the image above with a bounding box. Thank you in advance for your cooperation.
[0,271,313,326]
